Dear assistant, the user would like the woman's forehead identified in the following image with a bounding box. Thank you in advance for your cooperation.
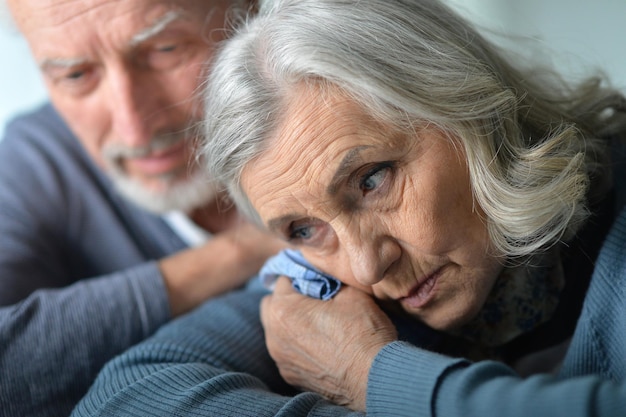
[251,89,385,175]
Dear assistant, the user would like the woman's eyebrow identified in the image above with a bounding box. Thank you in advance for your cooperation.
[266,146,373,232]
[267,213,300,235]
[326,145,371,195]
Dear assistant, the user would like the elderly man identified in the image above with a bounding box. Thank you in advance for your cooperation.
[0,0,281,416]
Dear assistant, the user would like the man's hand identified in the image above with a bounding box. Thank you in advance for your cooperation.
[260,277,397,411]
[161,221,286,316]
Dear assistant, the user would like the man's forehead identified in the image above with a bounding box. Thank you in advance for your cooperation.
[7,0,211,64]
[7,0,199,35]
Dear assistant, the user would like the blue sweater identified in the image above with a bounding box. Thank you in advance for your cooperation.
[73,206,626,416]
[0,105,185,416]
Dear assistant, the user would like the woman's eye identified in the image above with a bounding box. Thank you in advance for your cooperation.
[289,225,313,241]
[359,163,392,194]
[286,219,329,246]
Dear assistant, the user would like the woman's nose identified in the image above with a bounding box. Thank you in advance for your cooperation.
[342,229,401,287]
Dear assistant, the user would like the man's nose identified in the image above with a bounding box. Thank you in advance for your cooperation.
[341,223,401,287]
[106,67,157,147]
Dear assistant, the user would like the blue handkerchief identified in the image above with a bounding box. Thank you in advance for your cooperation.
[259,249,341,300]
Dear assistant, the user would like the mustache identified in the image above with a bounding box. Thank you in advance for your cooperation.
[103,129,192,160]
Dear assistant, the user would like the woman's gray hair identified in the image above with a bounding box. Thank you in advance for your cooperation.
[201,0,626,258]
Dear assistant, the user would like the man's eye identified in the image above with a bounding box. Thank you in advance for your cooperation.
[66,70,86,80]
[156,44,178,53]
[46,66,98,97]
[144,42,193,70]
[359,162,393,194]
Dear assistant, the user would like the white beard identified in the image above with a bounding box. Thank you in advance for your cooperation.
[109,166,219,214]
[102,129,218,214]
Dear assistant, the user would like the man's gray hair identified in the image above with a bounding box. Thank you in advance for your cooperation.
[201,0,626,259]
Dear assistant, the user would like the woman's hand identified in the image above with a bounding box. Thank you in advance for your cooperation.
[260,276,398,411]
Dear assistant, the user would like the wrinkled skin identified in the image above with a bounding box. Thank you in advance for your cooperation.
[261,277,397,410]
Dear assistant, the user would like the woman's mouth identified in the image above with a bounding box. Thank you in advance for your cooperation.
[399,268,442,309]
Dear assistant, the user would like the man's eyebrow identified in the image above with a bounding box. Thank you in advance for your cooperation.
[39,57,88,71]
[129,10,185,47]
[326,145,371,195]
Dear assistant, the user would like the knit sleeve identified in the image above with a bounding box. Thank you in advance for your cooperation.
[0,263,170,417]
[367,341,626,417]
[72,282,364,417]
[367,341,468,416]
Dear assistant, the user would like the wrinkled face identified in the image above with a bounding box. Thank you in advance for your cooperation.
[242,87,504,331]
[8,0,236,212]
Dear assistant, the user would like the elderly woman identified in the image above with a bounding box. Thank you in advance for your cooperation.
[202,0,626,410]
[74,0,626,416]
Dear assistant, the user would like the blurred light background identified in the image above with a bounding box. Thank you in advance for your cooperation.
[0,22,47,138]
[0,0,624,138]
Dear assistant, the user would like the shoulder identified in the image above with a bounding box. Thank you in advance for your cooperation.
[0,103,89,179]
[0,103,102,196]
[1,103,80,161]
[3,103,72,141]
[561,205,626,378]
[592,206,626,288]
[578,204,626,322]
[0,103,109,233]
[610,138,626,213]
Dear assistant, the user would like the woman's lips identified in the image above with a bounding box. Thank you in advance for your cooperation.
[399,267,442,309]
